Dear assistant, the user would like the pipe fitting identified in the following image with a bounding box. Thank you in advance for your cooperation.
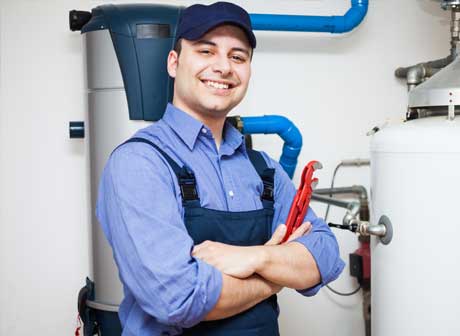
[347,200,361,217]
[336,0,368,33]
[353,185,368,202]
[358,221,386,237]
[406,64,426,85]
[241,115,302,178]
[395,61,446,85]
[342,201,360,226]
[396,1,460,88]
[357,215,393,245]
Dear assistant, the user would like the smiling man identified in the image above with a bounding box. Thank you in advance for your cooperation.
[96,2,344,336]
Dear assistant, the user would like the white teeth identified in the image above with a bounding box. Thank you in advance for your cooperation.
[205,80,229,89]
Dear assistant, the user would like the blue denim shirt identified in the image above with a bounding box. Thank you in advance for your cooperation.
[96,103,345,335]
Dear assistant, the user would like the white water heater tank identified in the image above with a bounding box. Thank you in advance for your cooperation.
[370,116,460,335]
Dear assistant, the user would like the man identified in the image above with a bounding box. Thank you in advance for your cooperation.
[96,2,344,335]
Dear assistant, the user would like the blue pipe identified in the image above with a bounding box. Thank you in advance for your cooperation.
[250,0,368,33]
[241,116,302,179]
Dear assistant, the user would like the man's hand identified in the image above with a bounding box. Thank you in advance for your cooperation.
[265,222,312,246]
[192,222,312,278]
[192,241,259,278]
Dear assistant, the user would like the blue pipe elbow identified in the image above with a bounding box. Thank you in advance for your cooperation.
[336,0,368,33]
[241,116,302,179]
[250,0,368,34]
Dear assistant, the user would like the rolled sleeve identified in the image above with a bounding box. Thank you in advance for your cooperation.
[293,210,345,296]
[261,152,345,296]
[167,259,222,327]
[96,143,222,328]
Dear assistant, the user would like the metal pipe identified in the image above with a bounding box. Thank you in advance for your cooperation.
[340,158,370,167]
[316,185,370,222]
[314,185,368,201]
[395,56,453,79]
[358,221,387,237]
[312,193,351,209]
[241,115,302,178]
[367,224,387,237]
[395,5,460,85]
[311,193,360,214]
[450,6,460,57]
[250,0,368,34]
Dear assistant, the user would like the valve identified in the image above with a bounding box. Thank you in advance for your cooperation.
[328,215,393,245]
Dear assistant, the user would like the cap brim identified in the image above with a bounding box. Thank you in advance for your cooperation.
[180,18,256,48]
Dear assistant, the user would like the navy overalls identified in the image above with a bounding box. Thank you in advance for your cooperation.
[125,137,280,336]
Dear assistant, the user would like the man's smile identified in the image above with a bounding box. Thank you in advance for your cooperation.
[200,79,236,91]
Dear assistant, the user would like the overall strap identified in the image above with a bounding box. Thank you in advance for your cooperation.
[118,137,200,205]
[247,149,275,208]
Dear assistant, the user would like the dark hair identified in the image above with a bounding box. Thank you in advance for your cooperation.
[173,38,183,56]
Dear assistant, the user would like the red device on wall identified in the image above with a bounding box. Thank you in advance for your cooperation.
[281,160,322,243]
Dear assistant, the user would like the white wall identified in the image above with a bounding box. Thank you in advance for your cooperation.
[0,0,449,335]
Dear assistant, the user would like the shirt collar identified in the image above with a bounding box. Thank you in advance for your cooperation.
[221,120,247,157]
[162,103,246,155]
[162,103,204,151]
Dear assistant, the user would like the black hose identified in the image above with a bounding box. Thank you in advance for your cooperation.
[326,284,361,296]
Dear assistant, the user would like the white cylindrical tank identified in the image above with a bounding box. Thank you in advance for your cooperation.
[85,29,151,306]
[370,116,460,335]
[80,6,181,317]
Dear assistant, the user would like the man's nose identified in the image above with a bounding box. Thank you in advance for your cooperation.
[211,55,232,76]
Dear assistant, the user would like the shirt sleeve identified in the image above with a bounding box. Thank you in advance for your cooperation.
[96,143,222,328]
[261,152,345,296]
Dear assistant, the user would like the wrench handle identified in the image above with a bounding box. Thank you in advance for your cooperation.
[280,161,320,244]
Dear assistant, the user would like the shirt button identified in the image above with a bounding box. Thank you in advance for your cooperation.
[201,128,207,134]
[228,190,234,197]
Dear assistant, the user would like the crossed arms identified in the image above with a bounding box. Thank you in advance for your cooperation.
[194,222,320,320]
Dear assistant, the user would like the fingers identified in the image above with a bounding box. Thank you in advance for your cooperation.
[265,224,286,246]
[192,240,210,256]
[192,243,202,255]
[286,222,311,243]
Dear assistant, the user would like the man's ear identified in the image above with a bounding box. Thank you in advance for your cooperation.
[167,50,178,78]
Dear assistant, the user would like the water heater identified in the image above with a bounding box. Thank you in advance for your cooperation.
[371,2,460,333]
[70,4,182,334]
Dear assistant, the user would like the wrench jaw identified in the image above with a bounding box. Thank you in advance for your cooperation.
[312,161,323,170]
[301,161,322,186]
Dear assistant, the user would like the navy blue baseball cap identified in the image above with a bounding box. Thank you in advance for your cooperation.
[176,2,256,49]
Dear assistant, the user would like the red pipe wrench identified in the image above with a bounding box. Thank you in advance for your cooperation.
[281,160,322,243]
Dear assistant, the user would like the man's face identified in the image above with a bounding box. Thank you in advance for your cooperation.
[167,24,252,120]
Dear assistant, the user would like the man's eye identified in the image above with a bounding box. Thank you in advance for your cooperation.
[231,55,246,63]
[199,50,211,55]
